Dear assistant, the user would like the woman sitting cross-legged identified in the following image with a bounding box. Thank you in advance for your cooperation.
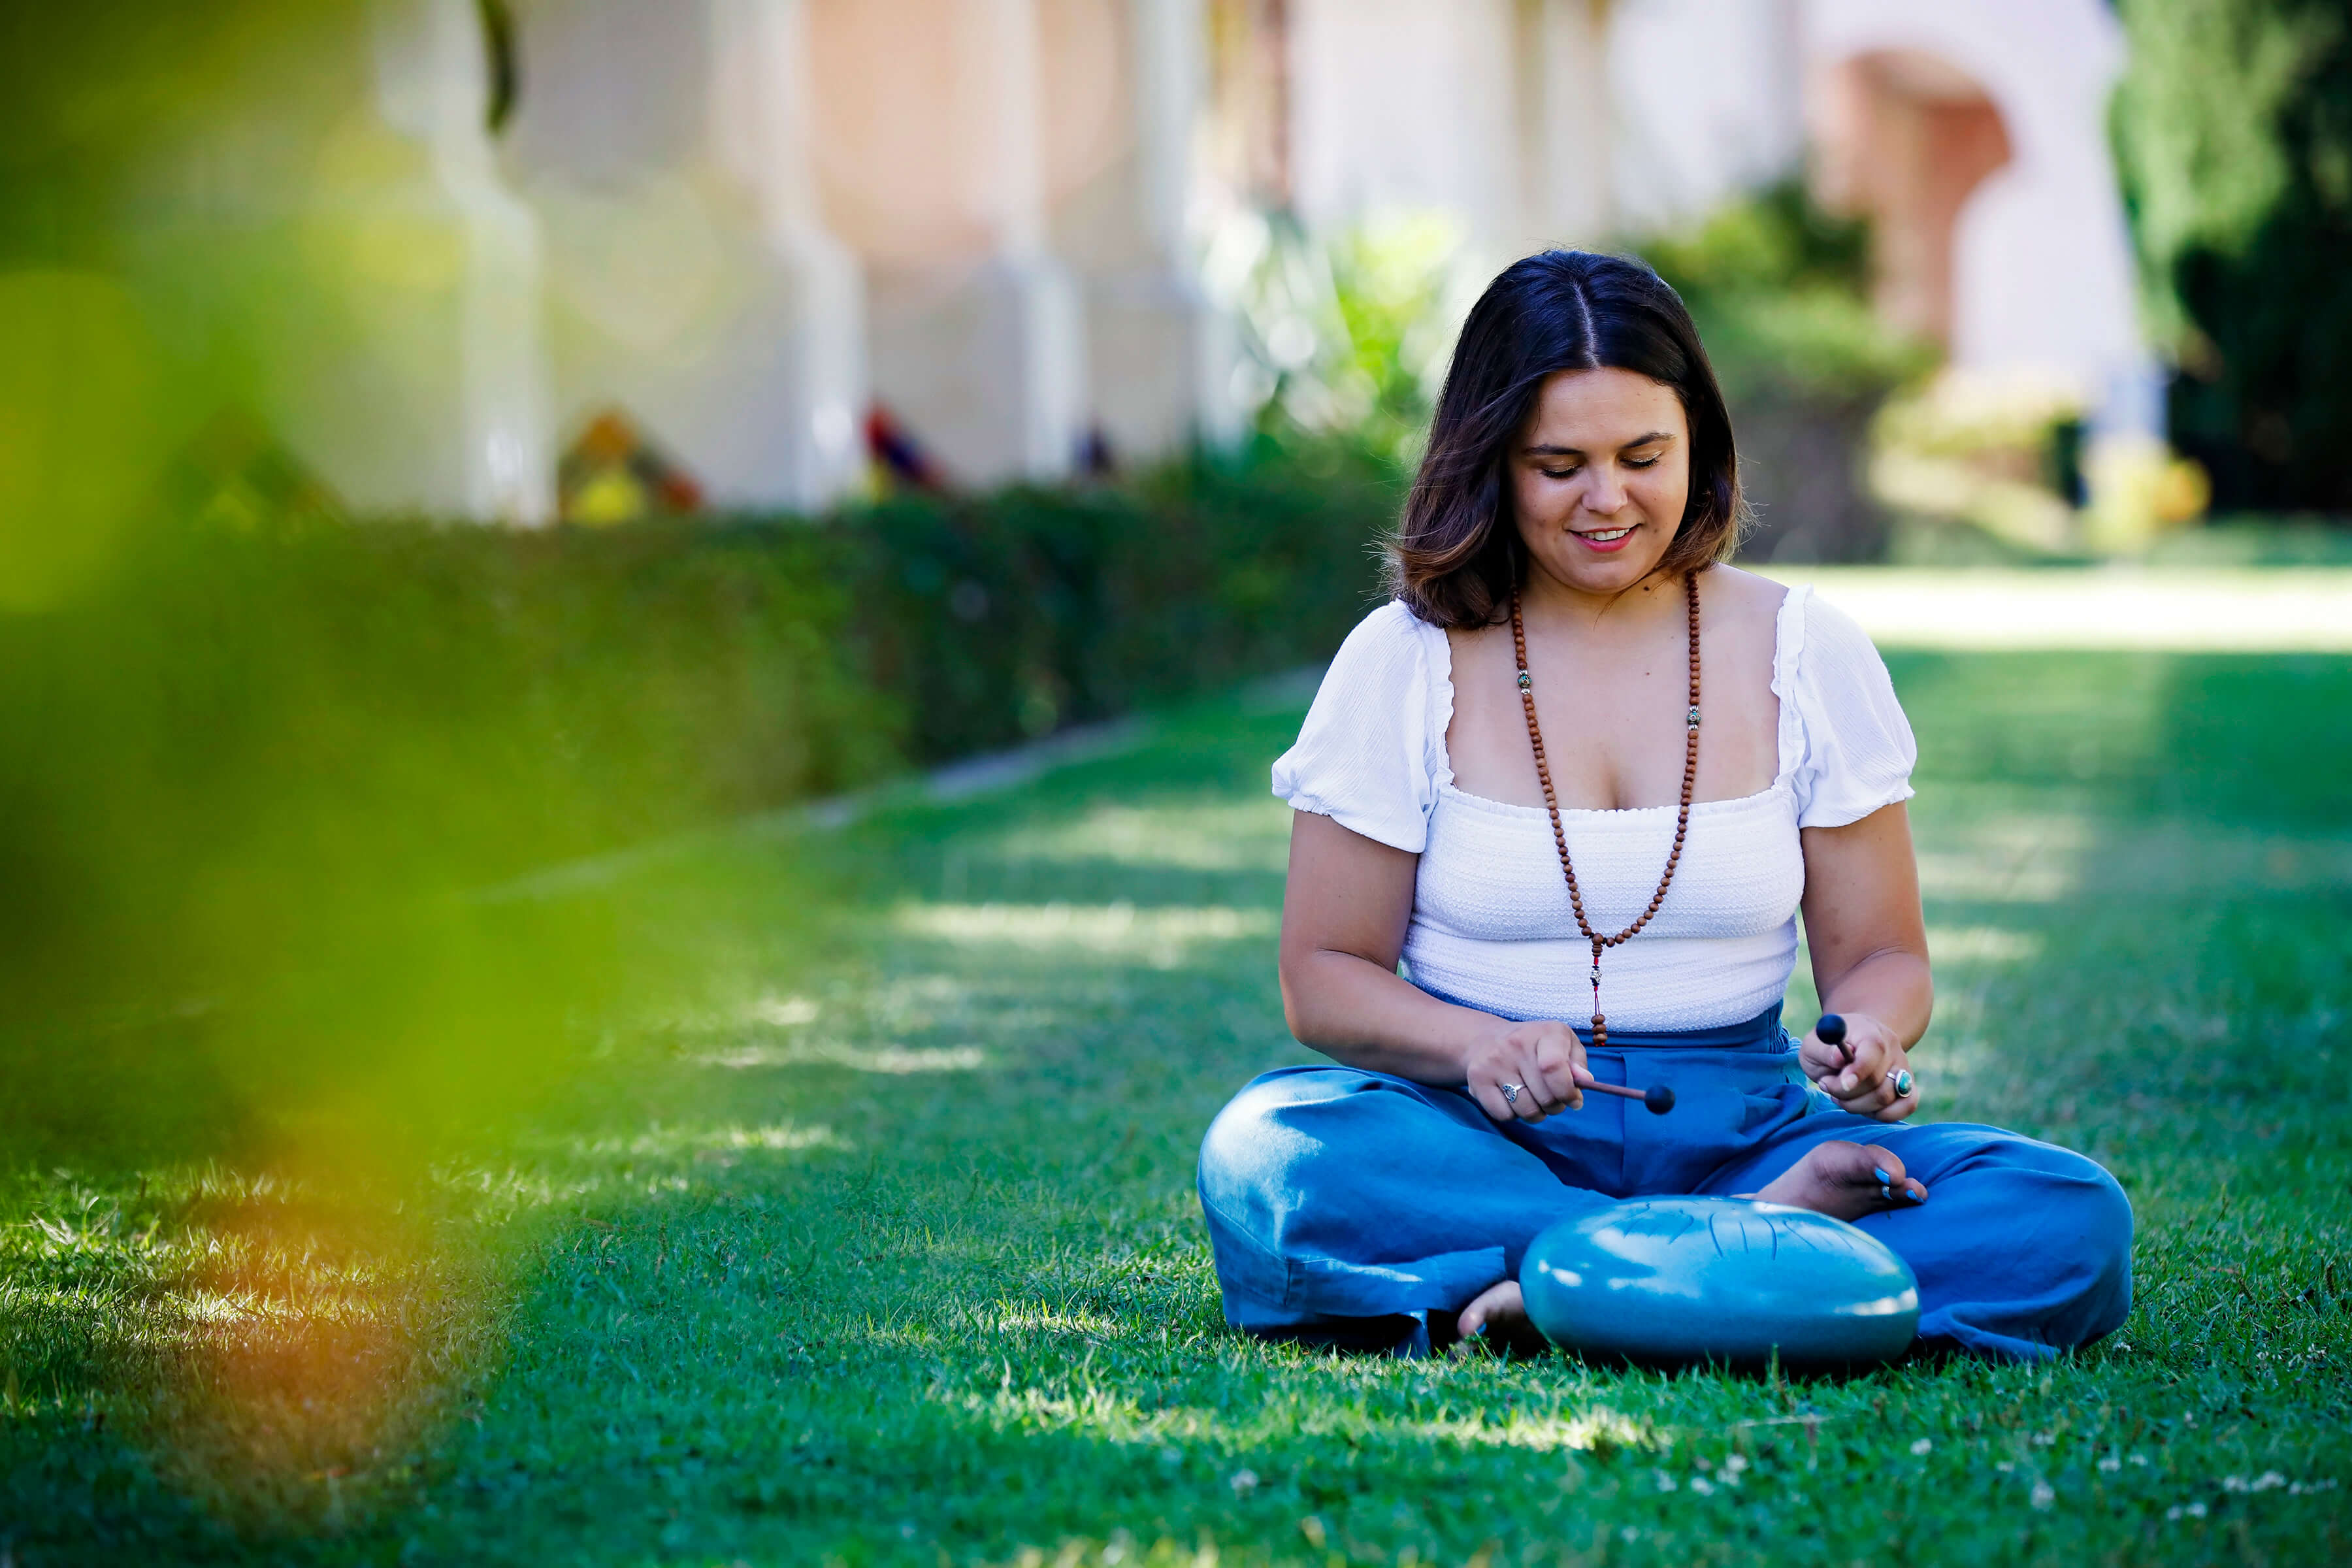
[1196,250,2133,1363]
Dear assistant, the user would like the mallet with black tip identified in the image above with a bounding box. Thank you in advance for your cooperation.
[1814,1013,1923,1203]
[1816,1011,1851,1063]
[1574,1070,1675,1115]
[1815,1013,1912,1099]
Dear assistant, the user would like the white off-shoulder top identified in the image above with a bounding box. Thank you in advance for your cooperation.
[1271,585,1918,1032]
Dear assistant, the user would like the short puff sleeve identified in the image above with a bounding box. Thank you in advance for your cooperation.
[1784,589,1918,828]
[1271,602,1446,853]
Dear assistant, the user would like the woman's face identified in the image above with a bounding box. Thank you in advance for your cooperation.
[1509,367,1692,599]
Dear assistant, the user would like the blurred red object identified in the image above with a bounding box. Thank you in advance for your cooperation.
[865,404,946,492]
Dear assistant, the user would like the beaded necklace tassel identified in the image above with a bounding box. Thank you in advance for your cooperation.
[1510,576,1703,1055]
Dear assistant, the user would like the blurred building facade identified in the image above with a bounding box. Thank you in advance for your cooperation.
[1275,0,2153,434]
[135,0,2153,522]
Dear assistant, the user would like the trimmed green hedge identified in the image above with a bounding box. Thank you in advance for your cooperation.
[0,439,1398,1134]
[846,444,1397,762]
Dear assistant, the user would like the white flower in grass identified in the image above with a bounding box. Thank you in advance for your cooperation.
[1229,1469,1259,1495]
[1652,1470,1678,1493]
[1690,1477,1717,1497]
[2099,1456,2121,1473]
[1910,1438,1933,1456]
[2031,1481,2056,1511]
[2166,1501,2209,1521]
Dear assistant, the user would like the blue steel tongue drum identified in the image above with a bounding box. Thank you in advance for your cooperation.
[1520,1195,1921,1368]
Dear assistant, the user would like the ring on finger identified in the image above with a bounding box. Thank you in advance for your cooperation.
[1499,1082,1522,1107]
[1889,1068,1915,1099]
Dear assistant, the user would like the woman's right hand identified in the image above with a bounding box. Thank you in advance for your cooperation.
[1465,1018,1587,1123]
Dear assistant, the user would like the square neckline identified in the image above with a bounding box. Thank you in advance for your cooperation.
[1426,581,1805,821]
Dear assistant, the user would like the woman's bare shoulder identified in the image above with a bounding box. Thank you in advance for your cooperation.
[1699,564,1791,626]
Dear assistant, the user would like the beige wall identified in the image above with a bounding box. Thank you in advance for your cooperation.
[128,0,556,522]
[505,0,866,513]
[811,0,1227,480]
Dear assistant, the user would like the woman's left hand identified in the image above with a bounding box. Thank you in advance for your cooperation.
[1799,1011,1919,1122]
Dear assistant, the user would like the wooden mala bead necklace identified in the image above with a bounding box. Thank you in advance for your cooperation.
[1509,574,1702,1053]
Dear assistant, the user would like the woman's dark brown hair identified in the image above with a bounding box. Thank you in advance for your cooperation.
[1387,250,1744,628]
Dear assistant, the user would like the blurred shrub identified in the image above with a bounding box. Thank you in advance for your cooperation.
[1640,184,1935,563]
[1867,374,2090,558]
[1641,183,1931,406]
[1209,210,1476,467]
[2112,0,2352,513]
[0,438,1396,1158]
[848,437,1397,761]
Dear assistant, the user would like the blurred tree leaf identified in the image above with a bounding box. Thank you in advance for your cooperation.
[2113,0,2352,511]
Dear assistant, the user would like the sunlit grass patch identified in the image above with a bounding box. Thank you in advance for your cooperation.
[1777,568,2352,652]
[1924,925,2046,966]
[697,1041,990,1074]
[0,1156,513,1543]
[591,1121,847,1161]
[1914,811,2093,903]
[894,902,1281,966]
[987,799,1294,874]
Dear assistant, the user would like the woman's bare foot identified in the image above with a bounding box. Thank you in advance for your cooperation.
[1750,1140,1928,1221]
[1456,1279,1539,1348]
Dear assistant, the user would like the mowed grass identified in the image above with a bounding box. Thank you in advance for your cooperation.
[4,649,2350,1565]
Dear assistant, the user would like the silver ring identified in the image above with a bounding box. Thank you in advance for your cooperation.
[1890,1068,1915,1098]
[1499,1082,1523,1106]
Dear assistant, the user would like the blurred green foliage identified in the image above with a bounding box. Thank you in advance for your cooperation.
[0,3,354,263]
[1639,181,1935,407]
[0,440,1397,1164]
[2112,0,2352,512]
[1220,211,1473,467]
[1639,184,1933,563]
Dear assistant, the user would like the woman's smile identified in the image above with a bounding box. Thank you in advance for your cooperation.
[1570,523,1639,551]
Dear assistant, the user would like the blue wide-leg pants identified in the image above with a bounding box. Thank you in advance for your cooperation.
[1196,1005,2133,1362]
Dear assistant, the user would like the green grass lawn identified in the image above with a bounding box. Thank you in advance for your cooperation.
[5,649,2350,1565]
